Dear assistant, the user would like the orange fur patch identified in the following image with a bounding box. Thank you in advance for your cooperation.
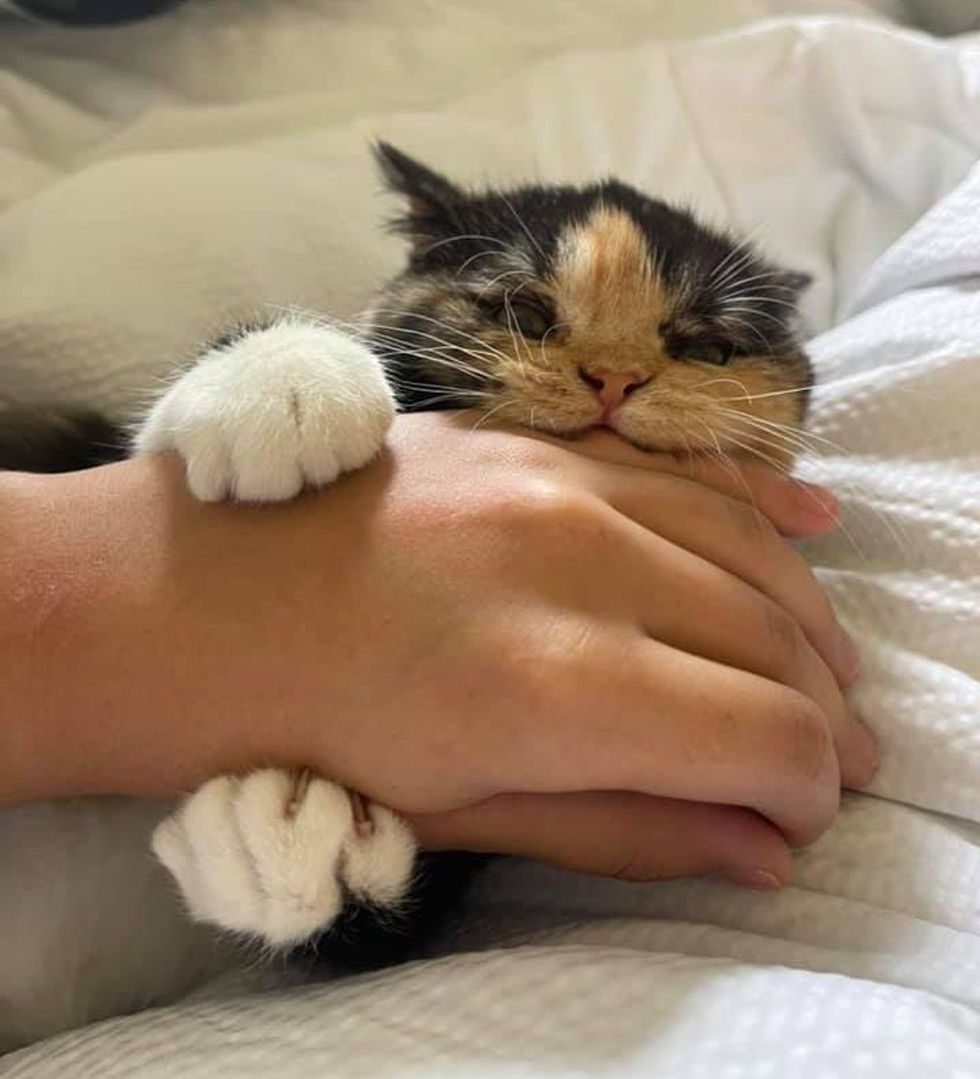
[552,206,670,349]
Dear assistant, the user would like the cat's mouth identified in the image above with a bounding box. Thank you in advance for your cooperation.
[589,415,648,448]
[574,412,675,454]
[582,411,793,467]
[522,404,685,454]
[498,396,798,468]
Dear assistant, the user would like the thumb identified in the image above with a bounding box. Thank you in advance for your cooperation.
[407,791,793,891]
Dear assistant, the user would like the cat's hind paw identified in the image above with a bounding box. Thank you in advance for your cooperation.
[135,320,396,502]
[152,770,416,949]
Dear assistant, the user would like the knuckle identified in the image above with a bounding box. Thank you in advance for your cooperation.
[487,430,564,474]
[763,601,807,677]
[723,497,774,545]
[781,694,834,785]
[807,572,841,631]
[794,780,840,846]
[504,481,604,546]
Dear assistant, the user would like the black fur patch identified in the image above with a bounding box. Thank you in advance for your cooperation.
[300,852,489,974]
[0,408,127,473]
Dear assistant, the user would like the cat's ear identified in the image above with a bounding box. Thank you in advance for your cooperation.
[373,141,463,245]
[775,269,813,300]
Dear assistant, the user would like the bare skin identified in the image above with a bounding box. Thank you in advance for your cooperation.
[0,412,874,890]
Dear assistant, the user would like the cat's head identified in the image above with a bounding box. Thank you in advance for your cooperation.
[367,142,812,467]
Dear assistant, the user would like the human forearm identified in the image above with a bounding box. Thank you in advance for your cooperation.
[1,456,315,804]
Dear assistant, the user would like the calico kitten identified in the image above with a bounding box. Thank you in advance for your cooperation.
[373,144,811,452]
[0,143,813,1049]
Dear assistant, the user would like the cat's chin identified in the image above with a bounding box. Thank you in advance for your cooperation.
[585,418,761,463]
[566,423,677,457]
[570,422,731,464]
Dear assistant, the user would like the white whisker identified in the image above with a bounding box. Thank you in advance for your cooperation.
[468,400,512,433]
[717,384,812,403]
[715,314,773,352]
[364,312,512,363]
[420,234,507,257]
[455,249,509,276]
[502,291,533,379]
[717,409,849,458]
[708,236,757,288]
[499,193,546,262]
[718,305,789,330]
[475,269,536,302]
[715,268,793,291]
[698,421,764,517]
[692,375,757,395]
[719,293,801,313]
[370,342,492,381]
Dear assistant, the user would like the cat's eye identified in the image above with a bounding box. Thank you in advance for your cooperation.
[490,299,553,340]
[684,342,732,366]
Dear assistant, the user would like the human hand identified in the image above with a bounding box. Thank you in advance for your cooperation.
[384,417,873,888]
[12,411,874,890]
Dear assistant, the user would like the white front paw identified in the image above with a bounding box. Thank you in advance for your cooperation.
[152,770,416,949]
[135,321,396,502]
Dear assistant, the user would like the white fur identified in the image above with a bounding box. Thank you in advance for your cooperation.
[2,319,417,1052]
[140,320,416,952]
[152,771,416,949]
[135,320,396,501]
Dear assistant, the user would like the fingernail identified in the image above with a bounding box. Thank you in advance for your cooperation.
[795,481,838,519]
[727,868,784,892]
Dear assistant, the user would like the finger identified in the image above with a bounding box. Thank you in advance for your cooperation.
[603,516,875,788]
[556,427,839,539]
[409,791,793,890]
[479,418,859,687]
[492,628,841,847]
[582,476,859,687]
[444,414,838,539]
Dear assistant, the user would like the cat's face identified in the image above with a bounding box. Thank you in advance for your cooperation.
[367,143,812,467]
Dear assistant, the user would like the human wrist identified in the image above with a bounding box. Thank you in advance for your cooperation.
[0,468,83,804]
[0,458,275,804]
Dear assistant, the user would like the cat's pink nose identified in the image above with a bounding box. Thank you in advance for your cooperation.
[578,367,651,412]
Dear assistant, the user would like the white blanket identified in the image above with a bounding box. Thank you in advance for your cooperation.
[2,1,979,1076]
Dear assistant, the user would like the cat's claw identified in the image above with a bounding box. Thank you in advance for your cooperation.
[152,769,416,949]
[134,320,396,502]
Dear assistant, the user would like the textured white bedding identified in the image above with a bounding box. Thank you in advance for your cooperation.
[1,1,979,1075]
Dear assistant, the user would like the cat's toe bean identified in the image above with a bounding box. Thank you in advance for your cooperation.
[217,323,394,502]
[340,803,417,908]
[231,770,352,947]
[135,320,396,505]
[153,771,356,948]
[284,332,394,486]
[153,768,417,950]
[226,433,306,502]
[296,444,344,489]
[176,422,235,502]
[152,775,263,933]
